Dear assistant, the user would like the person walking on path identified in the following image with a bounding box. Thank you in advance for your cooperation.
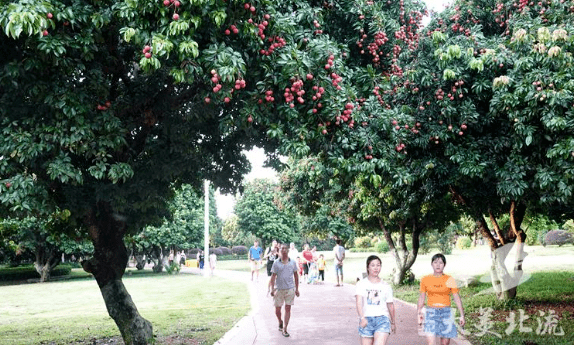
[356,255,396,345]
[333,239,346,286]
[209,251,217,276]
[248,240,263,281]
[301,244,314,283]
[288,242,299,262]
[417,253,465,345]
[197,249,205,270]
[269,243,300,338]
[264,240,279,277]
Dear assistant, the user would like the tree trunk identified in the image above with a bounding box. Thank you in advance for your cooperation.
[135,255,146,270]
[34,243,61,282]
[82,201,153,345]
[132,244,146,270]
[379,218,419,285]
[474,201,528,300]
[151,246,164,273]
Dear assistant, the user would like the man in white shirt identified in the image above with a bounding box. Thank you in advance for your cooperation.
[333,239,345,286]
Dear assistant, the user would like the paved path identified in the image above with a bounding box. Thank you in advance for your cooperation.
[181,267,471,345]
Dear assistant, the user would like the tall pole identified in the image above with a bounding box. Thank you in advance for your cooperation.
[204,180,210,276]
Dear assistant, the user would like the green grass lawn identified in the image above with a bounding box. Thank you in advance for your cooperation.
[0,270,249,345]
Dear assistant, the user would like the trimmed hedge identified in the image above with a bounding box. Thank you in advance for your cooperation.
[209,248,223,256]
[0,264,72,282]
[545,230,574,246]
[217,247,232,255]
[232,246,248,255]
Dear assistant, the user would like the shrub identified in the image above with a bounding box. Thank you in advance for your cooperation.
[538,230,549,247]
[456,236,472,250]
[0,264,72,282]
[212,248,223,256]
[217,247,232,255]
[544,230,574,246]
[187,248,199,255]
[231,246,248,255]
[164,261,180,275]
[354,236,372,249]
[375,241,390,253]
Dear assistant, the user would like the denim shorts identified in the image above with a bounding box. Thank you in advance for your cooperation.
[424,307,457,338]
[358,315,391,337]
[334,264,343,276]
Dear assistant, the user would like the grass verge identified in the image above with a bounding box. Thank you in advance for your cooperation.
[0,270,249,345]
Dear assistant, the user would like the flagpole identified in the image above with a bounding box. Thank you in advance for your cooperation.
[204,180,210,276]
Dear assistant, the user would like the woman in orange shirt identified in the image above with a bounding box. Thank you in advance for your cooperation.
[417,253,465,345]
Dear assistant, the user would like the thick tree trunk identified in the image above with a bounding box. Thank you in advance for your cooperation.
[135,255,146,270]
[151,246,164,273]
[379,218,419,285]
[132,244,146,270]
[34,244,61,282]
[83,201,153,345]
[473,201,528,300]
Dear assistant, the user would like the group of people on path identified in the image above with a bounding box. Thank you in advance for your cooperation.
[245,239,346,337]
[248,239,346,286]
[255,239,465,345]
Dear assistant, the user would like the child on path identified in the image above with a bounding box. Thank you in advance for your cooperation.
[355,255,396,345]
[296,257,303,277]
[317,254,326,282]
[307,261,319,284]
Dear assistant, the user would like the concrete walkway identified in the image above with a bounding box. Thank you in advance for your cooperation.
[181,267,471,345]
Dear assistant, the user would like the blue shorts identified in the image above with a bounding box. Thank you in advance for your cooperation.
[334,264,343,276]
[424,307,457,338]
[358,315,391,337]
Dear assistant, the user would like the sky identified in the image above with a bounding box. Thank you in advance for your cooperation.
[214,0,451,220]
[214,147,278,219]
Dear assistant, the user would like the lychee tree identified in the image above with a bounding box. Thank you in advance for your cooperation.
[383,0,574,299]
[0,0,428,342]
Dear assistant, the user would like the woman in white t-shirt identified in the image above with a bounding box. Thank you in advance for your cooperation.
[355,255,396,345]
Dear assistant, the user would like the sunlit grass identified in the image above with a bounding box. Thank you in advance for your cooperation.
[0,272,249,345]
